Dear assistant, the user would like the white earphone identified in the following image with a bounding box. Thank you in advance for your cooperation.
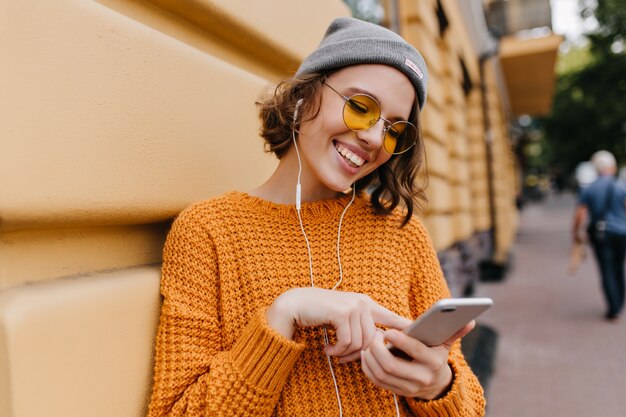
[290,97,399,417]
[293,99,304,210]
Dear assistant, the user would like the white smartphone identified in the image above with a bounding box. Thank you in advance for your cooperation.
[387,297,493,359]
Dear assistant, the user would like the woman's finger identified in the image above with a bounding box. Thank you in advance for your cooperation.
[326,303,366,356]
[442,321,475,349]
[361,351,405,394]
[326,313,353,356]
[336,350,361,363]
[370,303,412,330]
[336,308,377,362]
[342,308,363,355]
[383,329,431,363]
[361,333,412,393]
[360,308,376,350]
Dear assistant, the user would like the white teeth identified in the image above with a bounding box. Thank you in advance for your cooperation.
[335,143,365,167]
[349,154,363,166]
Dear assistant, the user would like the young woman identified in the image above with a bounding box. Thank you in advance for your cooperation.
[148,17,486,417]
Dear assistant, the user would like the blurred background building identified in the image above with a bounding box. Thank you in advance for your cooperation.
[0,1,560,416]
[485,0,552,36]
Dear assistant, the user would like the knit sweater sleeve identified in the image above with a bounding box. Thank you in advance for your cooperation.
[403,219,486,417]
[147,205,305,417]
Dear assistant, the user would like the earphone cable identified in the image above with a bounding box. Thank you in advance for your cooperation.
[333,185,356,291]
[293,126,315,287]
[296,206,315,288]
[323,329,344,417]
[292,126,344,415]
[291,108,398,417]
[393,393,400,415]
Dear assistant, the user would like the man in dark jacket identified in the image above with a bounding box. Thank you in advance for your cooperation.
[573,150,626,320]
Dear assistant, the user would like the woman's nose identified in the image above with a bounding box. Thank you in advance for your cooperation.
[356,119,386,150]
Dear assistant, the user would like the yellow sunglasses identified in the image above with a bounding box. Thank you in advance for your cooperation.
[324,82,417,155]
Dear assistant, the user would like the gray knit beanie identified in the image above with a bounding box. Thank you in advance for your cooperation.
[296,17,428,109]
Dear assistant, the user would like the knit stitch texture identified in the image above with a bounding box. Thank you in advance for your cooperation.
[147,191,486,416]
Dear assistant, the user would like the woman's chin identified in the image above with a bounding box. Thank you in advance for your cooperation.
[324,180,356,195]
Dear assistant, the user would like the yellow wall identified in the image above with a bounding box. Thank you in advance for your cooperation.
[0,1,518,415]
[0,1,349,416]
[0,0,348,290]
[485,60,519,262]
[398,0,517,255]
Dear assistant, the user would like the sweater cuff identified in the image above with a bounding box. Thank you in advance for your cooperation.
[230,309,305,393]
[404,360,466,416]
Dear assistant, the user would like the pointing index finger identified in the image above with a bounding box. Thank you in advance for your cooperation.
[371,304,412,330]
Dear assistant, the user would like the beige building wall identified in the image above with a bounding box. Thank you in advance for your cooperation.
[399,0,516,254]
[467,88,492,231]
[484,59,519,263]
[0,1,518,416]
[0,1,348,416]
[441,29,474,244]
[401,0,455,250]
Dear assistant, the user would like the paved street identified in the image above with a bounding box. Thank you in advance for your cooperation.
[474,192,626,417]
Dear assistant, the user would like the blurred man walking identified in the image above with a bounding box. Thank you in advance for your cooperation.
[573,150,626,320]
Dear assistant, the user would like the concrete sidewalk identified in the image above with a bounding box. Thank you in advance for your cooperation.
[474,193,626,417]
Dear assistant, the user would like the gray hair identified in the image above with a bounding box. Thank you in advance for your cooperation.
[591,150,617,173]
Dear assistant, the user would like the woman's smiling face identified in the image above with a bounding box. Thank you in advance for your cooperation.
[295,64,416,199]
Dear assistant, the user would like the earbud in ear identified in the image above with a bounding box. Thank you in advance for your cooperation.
[293,98,304,123]
[292,99,304,210]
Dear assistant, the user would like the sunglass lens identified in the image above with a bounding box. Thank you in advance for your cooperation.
[343,94,380,131]
[384,122,417,154]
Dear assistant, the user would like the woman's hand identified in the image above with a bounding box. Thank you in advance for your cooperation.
[360,321,475,400]
[265,288,411,362]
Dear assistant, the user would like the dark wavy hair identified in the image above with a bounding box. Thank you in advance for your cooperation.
[256,72,427,226]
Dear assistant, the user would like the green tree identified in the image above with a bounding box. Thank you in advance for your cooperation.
[539,0,626,175]
[586,0,626,37]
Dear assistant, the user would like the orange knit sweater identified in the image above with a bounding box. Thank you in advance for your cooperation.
[147,191,486,417]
